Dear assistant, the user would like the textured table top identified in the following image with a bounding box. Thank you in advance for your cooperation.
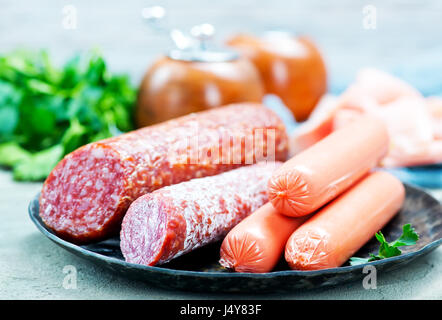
[1,0,441,300]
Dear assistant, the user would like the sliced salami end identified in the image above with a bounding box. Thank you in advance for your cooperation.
[39,144,127,243]
[121,162,282,266]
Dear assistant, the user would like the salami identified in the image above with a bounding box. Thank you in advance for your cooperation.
[39,103,288,243]
[120,162,281,266]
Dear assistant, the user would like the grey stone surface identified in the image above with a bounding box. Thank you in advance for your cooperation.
[0,0,441,299]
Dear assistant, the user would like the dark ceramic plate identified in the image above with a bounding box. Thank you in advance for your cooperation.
[29,184,442,293]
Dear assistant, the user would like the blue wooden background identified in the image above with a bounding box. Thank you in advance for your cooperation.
[1,0,441,95]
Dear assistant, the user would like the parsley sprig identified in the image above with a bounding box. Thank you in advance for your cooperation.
[349,224,419,266]
[0,49,136,181]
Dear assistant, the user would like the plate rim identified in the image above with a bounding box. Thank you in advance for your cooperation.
[29,184,442,280]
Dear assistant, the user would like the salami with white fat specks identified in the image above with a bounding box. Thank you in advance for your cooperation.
[120,162,282,266]
[39,103,288,244]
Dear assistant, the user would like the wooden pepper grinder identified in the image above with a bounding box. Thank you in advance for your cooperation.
[136,7,264,127]
[227,31,327,122]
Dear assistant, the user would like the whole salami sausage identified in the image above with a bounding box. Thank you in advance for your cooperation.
[120,162,282,266]
[39,103,288,243]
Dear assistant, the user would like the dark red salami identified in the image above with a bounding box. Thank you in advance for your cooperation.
[39,103,288,243]
[120,162,282,266]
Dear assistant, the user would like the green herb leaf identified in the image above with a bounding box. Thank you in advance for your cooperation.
[0,142,31,167]
[348,257,370,266]
[0,105,19,136]
[391,224,419,247]
[13,144,64,181]
[378,241,402,259]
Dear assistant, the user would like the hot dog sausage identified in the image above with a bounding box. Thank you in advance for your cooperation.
[39,103,288,243]
[285,171,405,270]
[219,203,308,273]
[268,116,389,217]
[120,162,281,266]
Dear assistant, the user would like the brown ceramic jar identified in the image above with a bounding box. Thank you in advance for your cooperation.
[136,51,264,127]
[227,32,327,122]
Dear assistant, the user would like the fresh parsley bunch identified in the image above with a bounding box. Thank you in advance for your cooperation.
[0,50,136,181]
[350,224,419,265]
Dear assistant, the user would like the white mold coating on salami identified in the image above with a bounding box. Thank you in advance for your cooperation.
[120,162,282,266]
[39,103,288,243]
